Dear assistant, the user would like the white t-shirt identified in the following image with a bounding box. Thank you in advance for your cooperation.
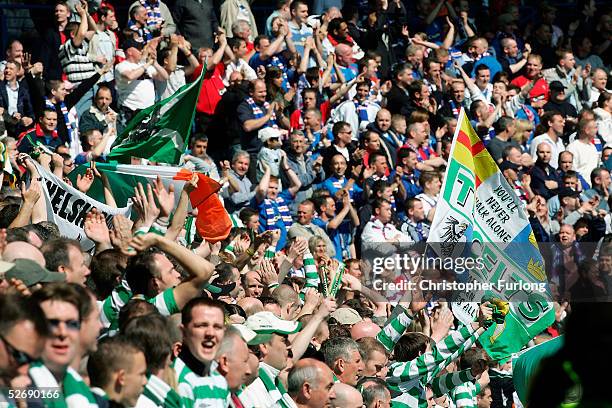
[529,133,566,169]
[115,60,156,111]
[156,67,186,100]
[566,139,600,184]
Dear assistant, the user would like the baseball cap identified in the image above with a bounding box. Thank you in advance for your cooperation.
[5,259,66,287]
[207,280,237,298]
[549,81,566,91]
[258,127,282,143]
[499,160,520,173]
[558,187,580,201]
[245,311,301,345]
[0,260,14,275]
[330,307,363,325]
[123,38,144,51]
[232,324,257,344]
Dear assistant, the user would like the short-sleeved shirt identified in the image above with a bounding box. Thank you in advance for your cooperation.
[256,189,294,250]
[191,63,226,115]
[115,60,157,110]
[237,99,267,154]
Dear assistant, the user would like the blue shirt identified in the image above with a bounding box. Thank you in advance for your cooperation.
[313,217,353,261]
[255,189,294,250]
[321,176,363,203]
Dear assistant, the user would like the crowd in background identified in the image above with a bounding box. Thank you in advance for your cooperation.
[0,0,611,407]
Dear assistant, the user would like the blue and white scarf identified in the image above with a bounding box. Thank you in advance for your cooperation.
[353,99,370,124]
[268,56,289,92]
[45,97,76,144]
[127,19,152,44]
[246,97,277,128]
[140,0,163,30]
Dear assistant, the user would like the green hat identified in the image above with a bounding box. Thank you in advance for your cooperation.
[244,311,301,345]
[5,259,66,287]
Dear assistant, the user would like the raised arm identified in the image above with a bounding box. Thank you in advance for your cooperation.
[441,16,456,50]
[243,102,277,132]
[280,151,302,197]
[255,162,271,203]
[73,1,91,47]
[129,233,216,309]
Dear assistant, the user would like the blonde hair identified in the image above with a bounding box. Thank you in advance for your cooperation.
[512,119,534,145]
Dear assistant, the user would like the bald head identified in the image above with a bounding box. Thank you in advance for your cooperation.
[237,297,264,316]
[288,358,337,407]
[335,44,352,57]
[351,321,381,340]
[3,241,46,266]
[333,383,363,408]
[272,284,301,320]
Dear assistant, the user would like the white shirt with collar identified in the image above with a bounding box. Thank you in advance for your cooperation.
[5,81,19,116]
[361,218,413,256]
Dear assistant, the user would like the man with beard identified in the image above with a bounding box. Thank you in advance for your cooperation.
[173,297,230,407]
[240,311,302,408]
[0,293,48,405]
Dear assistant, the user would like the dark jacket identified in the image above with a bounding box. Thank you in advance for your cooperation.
[172,0,219,51]
[0,80,34,119]
[31,72,101,145]
[39,28,64,80]
[530,160,561,200]
[385,84,412,117]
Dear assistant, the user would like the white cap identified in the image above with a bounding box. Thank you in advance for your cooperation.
[244,311,301,345]
[258,127,282,143]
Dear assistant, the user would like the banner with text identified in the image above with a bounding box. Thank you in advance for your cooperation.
[426,109,555,360]
[35,162,132,251]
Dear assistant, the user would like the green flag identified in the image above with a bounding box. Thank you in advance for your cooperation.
[426,109,555,360]
[108,67,205,164]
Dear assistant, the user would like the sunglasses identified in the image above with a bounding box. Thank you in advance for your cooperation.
[48,318,81,331]
[0,335,35,366]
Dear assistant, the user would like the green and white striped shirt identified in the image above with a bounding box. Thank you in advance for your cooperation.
[449,380,481,408]
[386,325,480,408]
[99,281,180,332]
[136,374,182,408]
[299,252,320,301]
[431,369,476,398]
[376,305,414,352]
[239,363,297,408]
[29,362,99,408]
[172,357,230,408]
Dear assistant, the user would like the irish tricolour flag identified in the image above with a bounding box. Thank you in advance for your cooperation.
[71,163,232,243]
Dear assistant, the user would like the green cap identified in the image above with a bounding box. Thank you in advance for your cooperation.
[6,259,66,287]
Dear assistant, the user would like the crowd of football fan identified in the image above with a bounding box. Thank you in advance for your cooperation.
[0,0,611,407]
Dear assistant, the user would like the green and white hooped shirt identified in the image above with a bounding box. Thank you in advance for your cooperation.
[28,361,99,408]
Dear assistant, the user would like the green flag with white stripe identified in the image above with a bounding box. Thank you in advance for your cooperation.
[108,66,205,165]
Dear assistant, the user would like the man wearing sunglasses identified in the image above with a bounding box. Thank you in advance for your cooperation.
[0,293,49,403]
[29,283,99,407]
